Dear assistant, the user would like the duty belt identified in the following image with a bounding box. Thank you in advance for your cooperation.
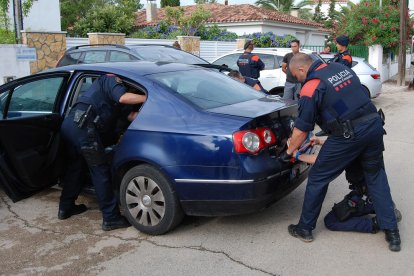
[328,112,380,138]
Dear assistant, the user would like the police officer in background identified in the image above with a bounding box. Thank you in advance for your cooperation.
[59,75,146,231]
[329,35,353,68]
[282,39,302,100]
[282,53,401,252]
[228,70,267,93]
[237,40,265,79]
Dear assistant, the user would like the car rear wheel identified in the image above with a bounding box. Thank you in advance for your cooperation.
[120,164,184,235]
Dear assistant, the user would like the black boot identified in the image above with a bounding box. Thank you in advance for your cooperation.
[371,216,380,234]
[384,229,401,252]
[102,216,131,231]
[58,204,88,220]
[288,224,313,242]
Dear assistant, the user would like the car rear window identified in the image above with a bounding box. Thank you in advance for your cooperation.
[57,52,82,66]
[130,46,208,64]
[148,69,264,109]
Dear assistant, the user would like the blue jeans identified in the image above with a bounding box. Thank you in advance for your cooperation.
[282,82,301,100]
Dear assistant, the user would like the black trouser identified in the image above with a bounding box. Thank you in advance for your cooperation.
[59,104,120,221]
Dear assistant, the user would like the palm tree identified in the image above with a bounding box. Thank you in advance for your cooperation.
[255,0,314,20]
[255,0,294,13]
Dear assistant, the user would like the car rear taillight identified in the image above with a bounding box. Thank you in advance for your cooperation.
[233,128,276,154]
[371,74,381,79]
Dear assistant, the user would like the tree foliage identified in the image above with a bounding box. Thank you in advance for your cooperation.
[0,0,34,30]
[161,0,180,7]
[255,0,314,20]
[164,5,211,36]
[336,0,414,51]
[313,0,324,23]
[61,0,142,36]
[194,0,217,3]
[324,0,339,28]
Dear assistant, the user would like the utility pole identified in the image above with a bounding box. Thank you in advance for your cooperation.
[13,0,23,43]
[397,0,408,86]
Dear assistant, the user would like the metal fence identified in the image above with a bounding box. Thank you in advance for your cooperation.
[303,45,369,60]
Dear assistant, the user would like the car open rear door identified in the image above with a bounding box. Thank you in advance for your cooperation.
[0,72,71,202]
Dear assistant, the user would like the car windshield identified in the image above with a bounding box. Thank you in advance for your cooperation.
[147,69,264,109]
[130,46,209,64]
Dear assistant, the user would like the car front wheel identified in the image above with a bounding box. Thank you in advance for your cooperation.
[120,164,184,235]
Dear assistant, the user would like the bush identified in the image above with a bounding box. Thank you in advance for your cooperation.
[196,25,238,41]
[242,32,297,48]
[130,23,238,41]
[336,0,414,51]
[0,29,15,44]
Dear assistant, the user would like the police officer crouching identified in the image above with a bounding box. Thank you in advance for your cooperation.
[228,70,267,93]
[282,53,401,252]
[59,74,146,231]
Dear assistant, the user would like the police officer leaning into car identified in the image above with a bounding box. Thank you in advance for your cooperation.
[237,40,265,79]
[329,35,353,68]
[281,53,401,252]
[59,74,146,231]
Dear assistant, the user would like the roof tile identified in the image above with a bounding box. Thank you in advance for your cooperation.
[135,4,325,29]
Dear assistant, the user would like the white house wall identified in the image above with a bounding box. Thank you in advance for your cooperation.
[7,0,61,32]
[215,22,328,46]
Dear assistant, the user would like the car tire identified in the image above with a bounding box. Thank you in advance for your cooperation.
[120,164,184,235]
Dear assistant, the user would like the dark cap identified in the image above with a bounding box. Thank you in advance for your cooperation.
[335,35,350,47]
[244,40,254,50]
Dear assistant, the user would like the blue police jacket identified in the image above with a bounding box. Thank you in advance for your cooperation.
[237,51,265,79]
[294,60,374,133]
[329,50,353,68]
[76,75,127,132]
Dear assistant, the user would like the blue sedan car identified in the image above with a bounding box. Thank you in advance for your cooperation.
[0,62,309,235]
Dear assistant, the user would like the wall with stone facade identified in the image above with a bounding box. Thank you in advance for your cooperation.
[177,36,200,56]
[88,33,126,45]
[21,31,67,74]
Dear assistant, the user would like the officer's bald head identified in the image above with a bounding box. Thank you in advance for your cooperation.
[289,53,314,83]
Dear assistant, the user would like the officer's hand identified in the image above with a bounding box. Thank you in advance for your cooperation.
[279,151,293,163]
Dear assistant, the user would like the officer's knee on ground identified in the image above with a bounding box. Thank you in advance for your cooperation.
[324,211,337,230]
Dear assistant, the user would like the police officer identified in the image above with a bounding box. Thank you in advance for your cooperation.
[237,40,265,79]
[329,35,352,68]
[58,74,146,231]
[294,141,402,234]
[228,70,267,93]
[282,53,401,252]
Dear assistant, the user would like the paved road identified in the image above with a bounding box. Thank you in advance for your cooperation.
[1,83,413,276]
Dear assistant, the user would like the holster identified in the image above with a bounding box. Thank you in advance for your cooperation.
[80,125,107,166]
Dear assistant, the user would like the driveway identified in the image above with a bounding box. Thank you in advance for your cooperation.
[1,82,413,276]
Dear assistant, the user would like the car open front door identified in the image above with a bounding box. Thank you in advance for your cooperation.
[0,72,71,202]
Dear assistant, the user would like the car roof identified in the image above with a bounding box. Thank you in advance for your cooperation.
[46,61,205,76]
[66,43,177,52]
[232,48,314,54]
[319,54,365,62]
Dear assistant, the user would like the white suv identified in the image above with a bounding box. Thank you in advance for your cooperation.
[212,48,322,95]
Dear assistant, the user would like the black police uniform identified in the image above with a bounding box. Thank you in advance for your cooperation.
[237,52,265,79]
[244,77,267,93]
[294,60,398,233]
[59,75,128,222]
[329,49,353,68]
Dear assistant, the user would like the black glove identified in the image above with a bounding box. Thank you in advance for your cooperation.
[279,151,293,163]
